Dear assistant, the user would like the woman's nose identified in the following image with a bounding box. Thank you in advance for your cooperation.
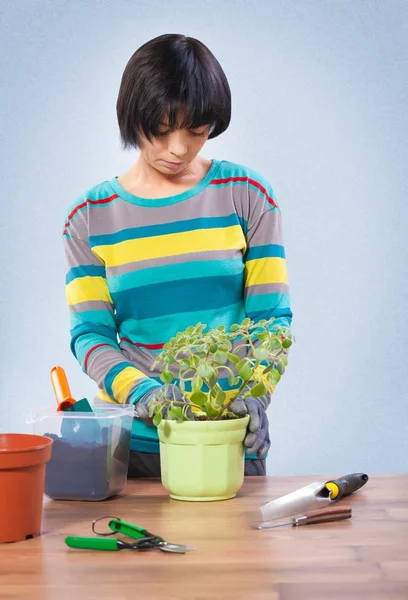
[167,132,187,157]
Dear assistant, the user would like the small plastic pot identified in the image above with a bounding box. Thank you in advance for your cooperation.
[0,433,53,543]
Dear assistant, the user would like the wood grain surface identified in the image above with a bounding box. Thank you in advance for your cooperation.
[0,474,407,600]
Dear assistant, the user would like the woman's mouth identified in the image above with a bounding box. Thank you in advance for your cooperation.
[161,160,185,170]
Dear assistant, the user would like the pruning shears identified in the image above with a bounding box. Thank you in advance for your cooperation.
[65,516,195,554]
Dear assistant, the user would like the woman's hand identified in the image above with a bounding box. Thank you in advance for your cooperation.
[229,392,271,460]
[134,384,193,425]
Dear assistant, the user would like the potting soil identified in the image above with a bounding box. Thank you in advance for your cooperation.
[44,426,131,501]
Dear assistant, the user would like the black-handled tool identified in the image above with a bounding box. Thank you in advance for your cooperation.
[325,473,368,500]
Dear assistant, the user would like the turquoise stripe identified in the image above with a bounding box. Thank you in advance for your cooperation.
[112,273,244,321]
[66,265,105,285]
[70,310,115,330]
[128,379,161,404]
[119,302,246,346]
[246,244,285,261]
[70,323,118,358]
[245,293,291,315]
[109,160,221,208]
[89,214,240,247]
[108,258,244,293]
[105,362,136,398]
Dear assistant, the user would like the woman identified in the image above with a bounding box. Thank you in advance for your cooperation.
[63,34,293,477]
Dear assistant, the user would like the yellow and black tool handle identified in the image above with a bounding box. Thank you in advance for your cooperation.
[325,473,368,500]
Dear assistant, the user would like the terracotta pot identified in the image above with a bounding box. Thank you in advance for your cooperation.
[0,433,53,543]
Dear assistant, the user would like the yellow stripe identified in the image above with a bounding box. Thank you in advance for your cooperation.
[66,276,113,305]
[93,226,246,267]
[112,367,146,403]
[245,257,288,286]
[96,389,117,404]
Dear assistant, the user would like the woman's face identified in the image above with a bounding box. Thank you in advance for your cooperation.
[139,111,211,175]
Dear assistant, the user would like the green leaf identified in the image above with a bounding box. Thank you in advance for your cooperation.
[250,380,267,397]
[228,371,236,386]
[209,343,218,353]
[179,359,190,370]
[268,370,281,385]
[197,362,214,379]
[191,355,200,367]
[253,346,269,361]
[207,404,221,418]
[186,326,194,335]
[216,325,226,332]
[215,388,226,407]
[281,356,288,366]
[230,323,240,332]
[153,410,162,426]
[160,370,174,384]
[148,401,157,419]
[218,343,231,352]
[282,338,292,349]
[179,379,185,395]
[213,351,228,365]
[170,405,183,420]
[236,358,248,372]
[192,374,203,392]
[208,372,218,387]
[227,352,240,364]
[239,362,253,381]
[262,363,274,374]
[242,318,251,327]
[277,361,285,375]
[257,332,269,341]
[270,338,282,350]
[165,355,175,364]
[190,390,208,406]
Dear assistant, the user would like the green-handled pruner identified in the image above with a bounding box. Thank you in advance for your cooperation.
[65,516,195,554]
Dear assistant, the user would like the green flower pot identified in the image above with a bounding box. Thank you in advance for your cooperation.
[157,415,249,501]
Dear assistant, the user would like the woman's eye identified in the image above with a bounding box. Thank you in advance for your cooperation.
[158,131,170,137]
[189,131,206,137]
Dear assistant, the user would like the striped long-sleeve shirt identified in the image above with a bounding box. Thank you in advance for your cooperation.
[63,159,293,453]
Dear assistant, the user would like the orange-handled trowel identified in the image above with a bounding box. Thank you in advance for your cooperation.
[50,366,93,413]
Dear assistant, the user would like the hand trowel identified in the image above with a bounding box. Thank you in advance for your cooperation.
[50,366,100,441]
[258,473,368,524]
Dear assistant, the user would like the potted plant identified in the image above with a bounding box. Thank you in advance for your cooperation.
[149,317,293,501]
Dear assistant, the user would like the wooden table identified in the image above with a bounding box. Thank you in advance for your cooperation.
[0,474,407,600]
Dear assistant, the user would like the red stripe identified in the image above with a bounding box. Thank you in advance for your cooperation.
[121,337,164,351]
[84,343,111,371]
[210,176,278,208]
[64,194,119,235]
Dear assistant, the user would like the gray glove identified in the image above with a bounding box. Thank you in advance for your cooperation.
[229,391,271,460]
[134,383,192,425]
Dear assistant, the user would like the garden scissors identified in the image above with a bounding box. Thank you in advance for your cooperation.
[65,516,195,554]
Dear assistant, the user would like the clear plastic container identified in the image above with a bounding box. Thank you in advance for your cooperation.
[27,405,134,501]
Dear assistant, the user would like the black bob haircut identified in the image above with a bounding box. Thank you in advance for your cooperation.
[116,34,231,149]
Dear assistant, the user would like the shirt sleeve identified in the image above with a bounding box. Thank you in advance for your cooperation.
[63,233,161,404]
[243,180,293,332]
[242,176,293,394]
